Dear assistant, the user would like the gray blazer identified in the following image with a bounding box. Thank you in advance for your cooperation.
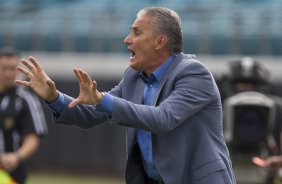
[55,53,236,184]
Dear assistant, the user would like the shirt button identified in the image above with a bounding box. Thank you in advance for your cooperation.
[149,85,153,87]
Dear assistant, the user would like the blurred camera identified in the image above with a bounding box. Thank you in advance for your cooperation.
[223,91,277,154]
[219,58,282,183]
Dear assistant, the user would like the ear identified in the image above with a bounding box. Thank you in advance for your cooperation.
[154,35,168,50]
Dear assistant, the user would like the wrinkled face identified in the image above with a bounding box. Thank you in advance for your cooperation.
[0,56,18,90]
[124,15,159,74]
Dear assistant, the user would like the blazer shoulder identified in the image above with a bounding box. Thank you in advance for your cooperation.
[176,53,211,75]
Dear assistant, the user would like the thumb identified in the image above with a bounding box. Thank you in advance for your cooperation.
[69,99,80,108]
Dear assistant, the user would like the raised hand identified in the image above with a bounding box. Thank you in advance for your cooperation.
[15,56,58,102]
[68,68,103,108]
[0,153,20,171]
[265,156,282,176]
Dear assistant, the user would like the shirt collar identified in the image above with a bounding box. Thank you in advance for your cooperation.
[139,55,175,84]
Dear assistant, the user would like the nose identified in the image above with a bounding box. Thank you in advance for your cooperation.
[124,34,132,45]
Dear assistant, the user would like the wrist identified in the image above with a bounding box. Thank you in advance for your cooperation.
[46,90,59,103]
[98,92,105,104]
[15,151,23,163]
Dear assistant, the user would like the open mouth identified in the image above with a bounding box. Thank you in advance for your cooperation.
[128,49,136,60]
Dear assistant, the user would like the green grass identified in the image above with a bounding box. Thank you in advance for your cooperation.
[26,172,124,184]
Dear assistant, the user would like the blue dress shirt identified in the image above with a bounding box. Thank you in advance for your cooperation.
[136,56,174,180]
[47,56,175,180]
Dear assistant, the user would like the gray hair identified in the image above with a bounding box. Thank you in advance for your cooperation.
[137,7,183,54]
[0,46,20,57]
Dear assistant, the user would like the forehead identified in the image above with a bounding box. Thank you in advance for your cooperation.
[0,56,18,65]
[131,15,153,29]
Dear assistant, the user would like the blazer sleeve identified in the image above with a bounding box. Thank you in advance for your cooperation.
[54,78,124,129]
[110,61,218,134]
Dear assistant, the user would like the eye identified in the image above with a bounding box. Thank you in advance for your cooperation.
[134,30,141,35]
[132,28,141,36]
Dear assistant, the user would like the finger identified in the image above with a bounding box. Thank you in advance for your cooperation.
[16,66,33,79]
[15,80,30,87]
[81,70,93,85]
[46,79,55,87]
[20,59,37,74]
[252,157,268,167]
[92,80,98,91]
[73,68,83,83]
[29,56,43,72]
[69,99,80,108]
[78,69,88,84]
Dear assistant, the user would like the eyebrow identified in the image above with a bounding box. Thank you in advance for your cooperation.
[131,25,142,30]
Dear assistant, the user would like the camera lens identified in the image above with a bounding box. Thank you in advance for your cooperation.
[234,105,268,144]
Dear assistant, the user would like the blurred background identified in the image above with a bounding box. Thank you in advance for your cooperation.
[0,0,282,183]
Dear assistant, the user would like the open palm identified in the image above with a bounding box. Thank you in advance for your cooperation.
[16,56,58,102]
[68,68,103,108]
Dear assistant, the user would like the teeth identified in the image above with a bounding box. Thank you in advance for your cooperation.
[128,48,135,61]
[128,49,135,57]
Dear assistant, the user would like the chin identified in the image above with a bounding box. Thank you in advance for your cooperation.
[129,58,143,71]
[129,64,141,71]
[129,61,136,68]
[129,65,138,71]
[1,84,13,90]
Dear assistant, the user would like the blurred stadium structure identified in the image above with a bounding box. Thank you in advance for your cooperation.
[0,0,281,55]
[1,0,282,183]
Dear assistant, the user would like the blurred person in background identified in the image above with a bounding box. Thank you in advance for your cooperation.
[266,155,282,177]
[0,47,48,184]
[218,58,282,146]
[218,57,272,102]
[218,57,282,184]
[219,57,282,149]
[16,7,235,184]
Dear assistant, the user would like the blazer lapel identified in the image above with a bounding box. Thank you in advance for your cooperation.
[132,76,145,104]
[126,76,145,149]
[152,53,185,106]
